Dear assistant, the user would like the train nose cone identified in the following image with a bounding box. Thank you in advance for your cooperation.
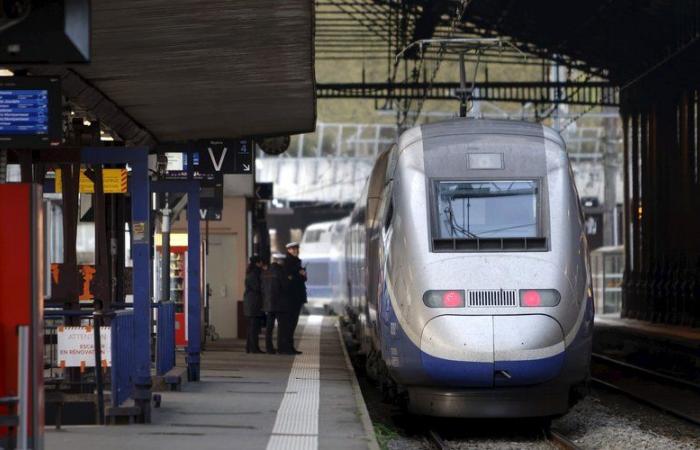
[420,315,565,387]
[492,315,565,386]
[420,316,495,387]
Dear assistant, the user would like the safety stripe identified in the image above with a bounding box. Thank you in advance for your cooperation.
[266,315,323,450]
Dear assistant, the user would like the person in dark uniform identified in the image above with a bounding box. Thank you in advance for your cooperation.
[262,253,295,354]
[243,256,265,353]
[283,242,307,354]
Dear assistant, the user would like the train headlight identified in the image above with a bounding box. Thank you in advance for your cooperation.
[519,289,561,307]
[423,290,465,308]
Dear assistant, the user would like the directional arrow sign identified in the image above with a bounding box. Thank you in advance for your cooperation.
[255,182,273,200]
[200,208,222,221]
[191,139,253,176]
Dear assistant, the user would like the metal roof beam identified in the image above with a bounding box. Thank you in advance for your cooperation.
[317,81,619,106]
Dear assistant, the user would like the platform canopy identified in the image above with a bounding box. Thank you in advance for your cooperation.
[32,0,316,146]
[462,0,699,84]
[315,0,698,88]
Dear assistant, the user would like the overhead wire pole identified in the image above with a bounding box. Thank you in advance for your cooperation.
[396,0,473,130]
[394,35,525,128]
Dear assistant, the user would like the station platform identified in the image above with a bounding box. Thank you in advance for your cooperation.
[594,314,700,383]
[45,316,379,450]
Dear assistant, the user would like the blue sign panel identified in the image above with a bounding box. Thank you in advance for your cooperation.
[0,77,62,148]
[0,89,50,135]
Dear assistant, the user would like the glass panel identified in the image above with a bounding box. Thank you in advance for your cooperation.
[434,180,538,239]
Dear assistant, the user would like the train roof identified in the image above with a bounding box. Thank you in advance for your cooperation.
[303,221,337,232]
[403,118,566,149]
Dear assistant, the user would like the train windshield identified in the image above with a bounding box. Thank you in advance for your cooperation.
[434,180,538,239]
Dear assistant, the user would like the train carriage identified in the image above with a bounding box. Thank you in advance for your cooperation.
[343,118,594,418]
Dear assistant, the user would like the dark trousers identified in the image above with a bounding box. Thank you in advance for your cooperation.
[289,303,303,350]
[246,316,262,352]
[266,312,292,352]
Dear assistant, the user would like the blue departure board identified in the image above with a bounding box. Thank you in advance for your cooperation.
[0,77,61,148]
[0,89,50,135]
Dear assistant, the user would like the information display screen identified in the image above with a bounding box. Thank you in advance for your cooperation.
[0,77,62,148]
[0,90,50,134]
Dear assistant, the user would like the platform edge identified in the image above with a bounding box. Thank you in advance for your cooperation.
[335,320,381,450]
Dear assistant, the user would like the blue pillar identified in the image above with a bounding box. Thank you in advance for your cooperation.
[150,180,201,382]
[186,185,201,381]
[82,147,152,421]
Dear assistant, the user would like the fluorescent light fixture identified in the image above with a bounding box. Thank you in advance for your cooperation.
[0,69,14,77]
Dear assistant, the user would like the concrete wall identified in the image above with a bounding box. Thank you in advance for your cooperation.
[172,196,249,338]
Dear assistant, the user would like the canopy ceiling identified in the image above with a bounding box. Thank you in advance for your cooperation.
[35,0,316,146]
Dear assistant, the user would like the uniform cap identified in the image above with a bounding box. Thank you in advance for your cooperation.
[272,252,286,260]
[285,242,300,249]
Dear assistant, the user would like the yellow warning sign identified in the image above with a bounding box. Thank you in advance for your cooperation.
[55,168,128,194]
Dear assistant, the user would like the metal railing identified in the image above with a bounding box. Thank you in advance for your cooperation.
[110,310,135,408]
[155,302,176,376]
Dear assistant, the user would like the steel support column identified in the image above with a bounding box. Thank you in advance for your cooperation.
[81,147,152,420]
[150,180,201,381]
[621,85,700,327]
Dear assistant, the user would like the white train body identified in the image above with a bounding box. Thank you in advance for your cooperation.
[343,118,594,417]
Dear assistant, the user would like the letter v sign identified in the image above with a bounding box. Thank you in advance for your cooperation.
[208,146,228,172]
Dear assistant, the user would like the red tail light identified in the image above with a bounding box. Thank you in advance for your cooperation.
[442,291,463,307]
[519,289,561,307]
[423,290,465,308]
[521,290,541,306]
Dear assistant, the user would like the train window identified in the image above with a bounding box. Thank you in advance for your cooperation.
[384,199,393,231]
[303,229,328,243]
[433,180,539,239]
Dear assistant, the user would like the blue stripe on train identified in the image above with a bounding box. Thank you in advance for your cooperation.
[421,350,565,387]
[421,352,494,386]
[494,352,565,386]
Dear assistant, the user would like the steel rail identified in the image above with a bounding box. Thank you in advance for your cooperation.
[591,353,700,427]
[426,429,449,450]
[591,352,700,393]
[591,377,700,428]
[548,429,582,450]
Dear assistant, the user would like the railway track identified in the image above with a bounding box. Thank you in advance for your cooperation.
[547,429,582,450]
[591,352,700,427]
[424,427,581,450]
[425,429,449,450]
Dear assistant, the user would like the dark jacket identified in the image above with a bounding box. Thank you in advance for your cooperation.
[262,263,290,312]
[283,253,308,306]
[243,267,263,317]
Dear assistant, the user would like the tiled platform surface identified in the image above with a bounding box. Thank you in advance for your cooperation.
[45,316,379,450]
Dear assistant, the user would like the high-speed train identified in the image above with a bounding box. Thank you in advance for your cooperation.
[342,118,594,418]
[299,220,348,313]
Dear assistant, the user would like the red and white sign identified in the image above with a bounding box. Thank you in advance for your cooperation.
[56,326,111,369]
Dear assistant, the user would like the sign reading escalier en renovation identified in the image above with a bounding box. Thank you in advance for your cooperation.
[56,326,111,369]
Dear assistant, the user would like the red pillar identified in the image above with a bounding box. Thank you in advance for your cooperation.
[0,183,44,449]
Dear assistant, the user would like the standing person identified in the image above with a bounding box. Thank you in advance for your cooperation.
[283,242,307,354]
[262,253,294,354]
[243,256,265,353]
